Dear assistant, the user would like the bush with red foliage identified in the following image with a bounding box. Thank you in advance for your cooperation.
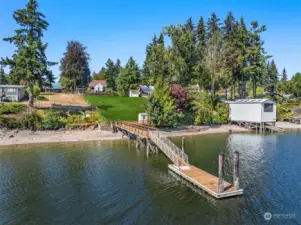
[169,84,189,112]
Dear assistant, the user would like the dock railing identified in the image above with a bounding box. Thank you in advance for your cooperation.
[149,131,189,167]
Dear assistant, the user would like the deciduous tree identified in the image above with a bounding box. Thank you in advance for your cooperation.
[60,41,91,91]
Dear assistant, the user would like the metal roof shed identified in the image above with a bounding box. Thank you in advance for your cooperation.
[229,99,276,123]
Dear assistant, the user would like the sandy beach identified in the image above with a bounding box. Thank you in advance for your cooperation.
[0,130,123,146]
[1,122,300,147]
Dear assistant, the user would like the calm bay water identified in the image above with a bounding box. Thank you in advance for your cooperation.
[0,133,301,224]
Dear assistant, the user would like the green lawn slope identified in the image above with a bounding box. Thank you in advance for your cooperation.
[84,95,148,121]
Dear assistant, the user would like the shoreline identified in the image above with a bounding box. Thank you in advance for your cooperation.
[1,122,300,147]
[0,130,123,147]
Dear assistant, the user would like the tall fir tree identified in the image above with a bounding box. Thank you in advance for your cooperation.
[244,21,268,97]
[220,11,237,98]
[164,24,198,86]
[144,33,168,84]
[105,59,116,90]
[60,41,90,91]
[115,59,122,76]
[282,68,288,82]
[207,12,221,39]
[1,0,56,106]
[196,16,206,47]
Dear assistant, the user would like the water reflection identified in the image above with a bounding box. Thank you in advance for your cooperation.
[0,134,300,224]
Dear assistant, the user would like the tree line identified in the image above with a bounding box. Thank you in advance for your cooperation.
[1,0,301,109]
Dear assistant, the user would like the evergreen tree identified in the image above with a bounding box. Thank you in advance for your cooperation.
[116,57,140,96]
[205,31,223,94]
[196,16,206,47]
[0,67,8,84]
[185,17,194,31]
[105,59,116,90]
[207,12,221,38]
[146,76,182,126]
[164,24,198,86]
[282,68,288,82]
[115,59,122,76]
[244,21,268,97]
[220,12,237,98]
[264,60,278,93]
[1,0,56,106]
[60,41,90,91]
[144,33,168,84]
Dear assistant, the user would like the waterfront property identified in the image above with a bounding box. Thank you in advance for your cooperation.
[0,85,26,102]
[229,99,276,123]
[88,80,107,92]
[113,121,243,199]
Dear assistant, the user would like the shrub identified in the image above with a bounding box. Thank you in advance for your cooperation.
[212,103,229,124]
[277,104,293,121]
[22,111,42,131]
[0,103,26,115]
[0,116,21,129]
[26,85,40,98]
[40,110,67,130]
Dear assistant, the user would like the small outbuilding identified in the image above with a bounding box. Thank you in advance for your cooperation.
[129,90,140,97]
[229,99,276,123]
[138,113,148,124]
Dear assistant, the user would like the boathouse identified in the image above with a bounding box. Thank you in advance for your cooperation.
[229,99,276,123]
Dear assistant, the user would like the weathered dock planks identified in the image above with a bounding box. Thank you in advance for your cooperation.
[168,164,244,199]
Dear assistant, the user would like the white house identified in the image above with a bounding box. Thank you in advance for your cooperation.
[0,85,26,102]
[129,90,140,97]
[88,80,107,92]
[229,99,276,123]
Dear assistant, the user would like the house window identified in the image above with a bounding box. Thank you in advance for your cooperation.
[264,103,274,112]
[6,88,16,92]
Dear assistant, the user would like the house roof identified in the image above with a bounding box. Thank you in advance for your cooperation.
[138,85,154,93]
[230,99,275,104]
[89,80,107,88]
[0,85,25,88]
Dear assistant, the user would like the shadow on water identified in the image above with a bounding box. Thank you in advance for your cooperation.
[0,133,300,224]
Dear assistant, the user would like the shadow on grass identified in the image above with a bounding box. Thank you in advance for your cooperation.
[98,104,114,111]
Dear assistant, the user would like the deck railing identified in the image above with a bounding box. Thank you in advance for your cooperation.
[113,121,189,167]
[149,131,189,167]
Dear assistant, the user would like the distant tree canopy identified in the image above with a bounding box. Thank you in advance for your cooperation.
[117,57,140,96]
[141,12,278,98]
[60,41,91,91]
[1,0,56,106]
[92,68,106,80]
[278,72,301,97]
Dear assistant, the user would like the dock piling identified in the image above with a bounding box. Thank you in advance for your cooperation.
[218,153,224,193]
[233,151,240,190]
[182,137,185,152]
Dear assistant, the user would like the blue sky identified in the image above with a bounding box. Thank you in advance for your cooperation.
[1,0,301,80]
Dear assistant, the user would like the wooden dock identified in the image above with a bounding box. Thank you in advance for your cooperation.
[113,121,243,199]
[169,165,243,199]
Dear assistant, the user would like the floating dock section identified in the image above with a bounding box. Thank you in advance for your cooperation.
[169,164,243,199]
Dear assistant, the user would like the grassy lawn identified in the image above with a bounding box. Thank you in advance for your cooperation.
[84,95,148,121]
